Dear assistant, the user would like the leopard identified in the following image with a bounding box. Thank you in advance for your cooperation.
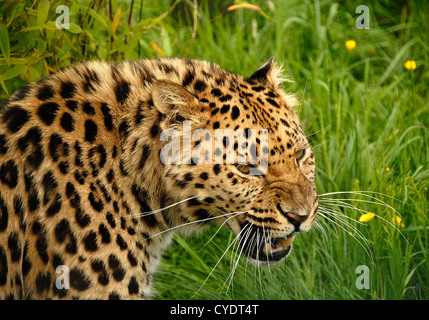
[0,56,318,300]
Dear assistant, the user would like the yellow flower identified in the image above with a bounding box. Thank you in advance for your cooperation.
[395,216,405,228]
[386,167,390,172]
[359,212,375,222]
[345,40,356,51]
[404,60,417,70]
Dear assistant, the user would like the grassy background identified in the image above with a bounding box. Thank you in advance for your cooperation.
[0,0,428,300]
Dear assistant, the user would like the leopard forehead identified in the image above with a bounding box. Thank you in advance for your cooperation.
[154,58,307,156]
[156,60,310,172]
[195,77,307,157]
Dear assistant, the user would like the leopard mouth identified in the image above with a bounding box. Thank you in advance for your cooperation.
[239,232,295,263]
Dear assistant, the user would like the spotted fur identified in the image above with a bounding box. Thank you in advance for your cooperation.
[0,57,318,299]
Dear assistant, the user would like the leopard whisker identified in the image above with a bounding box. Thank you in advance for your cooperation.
[191,223,250,299]
[320,197,402,230]
[233,223,262,295]
[222,224,251,295]
[255,231,264,297]
[126,196,197,219]
[312,219,330,243]
[319,191,403,213]
[261,223,272,274]
[198,211,246,252]
[318,206,372,250]
[317,211,373,261]
[248,228,265,297]
[320,199,367,216]
[147,210,247,240]
[319,210,373,260]
[318,206,363,231]
[319,199,411,246]
[319,190,403,203]
[309,140,328,150]
[243,226,254,284]
[306,124,331,139]
[320,198,400,217]
[318,204,365,225]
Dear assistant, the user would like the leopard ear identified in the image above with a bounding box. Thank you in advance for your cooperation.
[248,57,284,87]
[152,80,208,126]
[152,80,198,115]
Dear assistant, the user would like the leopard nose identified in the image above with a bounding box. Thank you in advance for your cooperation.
[284,211,308,230]
[276,203,308,231]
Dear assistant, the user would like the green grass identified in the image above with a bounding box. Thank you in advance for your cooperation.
[1,0,428,300]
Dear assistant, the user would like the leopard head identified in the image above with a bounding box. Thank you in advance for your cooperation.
[152,57,318,264]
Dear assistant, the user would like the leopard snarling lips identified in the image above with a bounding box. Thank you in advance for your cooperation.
[262,235,295,255]
[238,231,295,263]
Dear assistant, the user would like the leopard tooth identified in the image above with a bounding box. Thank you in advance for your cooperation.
[262,243,273,254]
[262,236,295,255]
[280,236,295,248]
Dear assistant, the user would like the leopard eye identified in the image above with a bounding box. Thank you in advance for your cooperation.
[236,164,251,174]
[294,149,306,162]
